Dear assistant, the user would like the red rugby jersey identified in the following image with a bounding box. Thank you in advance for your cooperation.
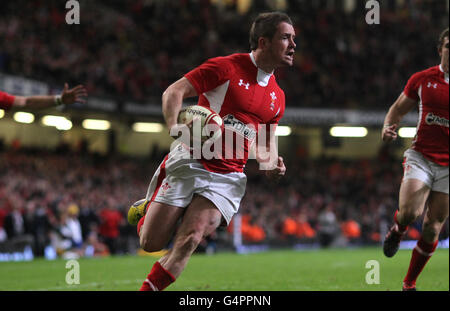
[0,90,15,110]
[403,65,449,166]
[185,53,285,173]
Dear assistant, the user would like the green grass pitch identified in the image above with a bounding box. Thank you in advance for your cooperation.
[0,247,448,291]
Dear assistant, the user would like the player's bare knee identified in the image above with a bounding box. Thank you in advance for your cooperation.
[423,219,445,237]
[139,235,150,251]
[399,207,422,224]
[140,235,163,253]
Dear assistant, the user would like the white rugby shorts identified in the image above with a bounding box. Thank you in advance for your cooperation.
[402,148,449,194]
[145,143,247,225]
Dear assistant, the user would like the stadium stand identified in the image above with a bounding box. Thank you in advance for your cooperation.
[0,0,448,108]
[0,0,448,258]
[1,147,447,257]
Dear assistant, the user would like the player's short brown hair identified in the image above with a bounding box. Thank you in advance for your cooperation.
[249,12,293,51]
[438,28,449,51]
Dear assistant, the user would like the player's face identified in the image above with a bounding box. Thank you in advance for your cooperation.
[268,22,296,67]
[439,36,449,73]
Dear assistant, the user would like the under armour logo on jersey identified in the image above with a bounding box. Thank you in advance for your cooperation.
[238,79,250,90]
[427,82,437,88]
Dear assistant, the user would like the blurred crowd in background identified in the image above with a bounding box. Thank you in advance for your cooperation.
[0,147,151,258]
[1,0,449,259]
[1,146,447,258]
[0,0,448,109]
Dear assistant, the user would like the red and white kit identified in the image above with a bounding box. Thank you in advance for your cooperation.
[185,52,285,174]
[402,65,449,193]
[146,53,286,223]
[0,90,15,110]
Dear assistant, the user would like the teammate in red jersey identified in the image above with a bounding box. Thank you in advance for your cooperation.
[0,83,87,111]
[382,28,449,291]
[131,12,296,291]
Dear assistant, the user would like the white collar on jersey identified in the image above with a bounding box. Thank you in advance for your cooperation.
[249,52,273,87]
[439,64,449,84]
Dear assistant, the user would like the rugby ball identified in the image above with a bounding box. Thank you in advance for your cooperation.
[177,105,223,142]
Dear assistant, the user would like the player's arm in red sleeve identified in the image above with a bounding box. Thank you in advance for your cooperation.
[2,83,87,110]
[163,57,234,133]
[0,91,15,110]
[382,73,420,142]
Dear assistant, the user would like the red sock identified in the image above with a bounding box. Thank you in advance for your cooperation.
[137,217,145,236]
[140,261,176,291]
[394,210,408,233]
[403,237,438,287]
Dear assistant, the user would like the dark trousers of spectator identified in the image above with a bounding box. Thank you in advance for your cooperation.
[102,237,118,255]
[318,233,334,248]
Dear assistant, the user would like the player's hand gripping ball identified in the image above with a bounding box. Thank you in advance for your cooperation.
[127,199,149,225]
[176,105,223,144]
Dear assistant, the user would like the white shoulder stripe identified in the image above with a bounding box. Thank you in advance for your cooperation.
[203,81,230,114]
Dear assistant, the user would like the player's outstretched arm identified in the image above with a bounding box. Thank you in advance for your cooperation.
[13,83,87,109]
[382,92,417,142]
